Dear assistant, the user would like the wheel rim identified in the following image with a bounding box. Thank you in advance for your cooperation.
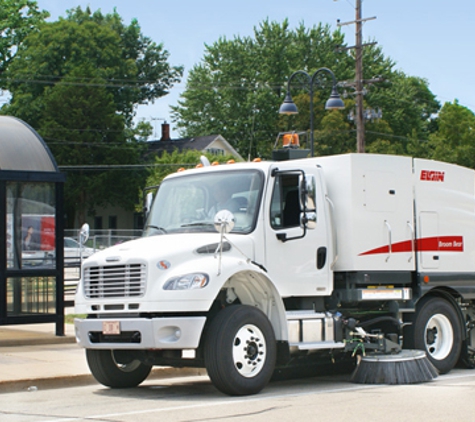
[232,324,267,378]
[111,351,142,373]
[424,313,454,360]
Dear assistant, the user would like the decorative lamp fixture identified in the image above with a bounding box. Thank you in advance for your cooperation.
[278,92,299,115]
[279,67,345,157]
[325,86,346,110]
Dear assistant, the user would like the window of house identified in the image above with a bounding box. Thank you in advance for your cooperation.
[108,215,117,230]
[206,148,225,156]
[134,212,144,231]
[94,216,103,230]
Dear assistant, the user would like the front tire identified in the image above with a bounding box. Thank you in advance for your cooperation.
[86,349,152,388]
[412,297,462,374]
[204,305,276,396]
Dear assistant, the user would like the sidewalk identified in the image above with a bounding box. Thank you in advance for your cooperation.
[0,322,205,393]
[0,321,94,393]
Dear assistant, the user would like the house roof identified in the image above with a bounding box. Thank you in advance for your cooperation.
[146,134,243,161]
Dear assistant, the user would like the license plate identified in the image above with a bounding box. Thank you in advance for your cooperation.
[102,321,120,335]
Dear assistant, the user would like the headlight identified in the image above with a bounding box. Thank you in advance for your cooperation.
[163,273,209,290]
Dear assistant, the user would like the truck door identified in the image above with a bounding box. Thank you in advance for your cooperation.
[419,211,440,269]
[265,169,332,297]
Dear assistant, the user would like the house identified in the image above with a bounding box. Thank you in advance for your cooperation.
[81,123,243,234]
[146,122,243,160]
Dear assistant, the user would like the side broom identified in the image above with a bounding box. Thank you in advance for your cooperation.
[345,321,438,384]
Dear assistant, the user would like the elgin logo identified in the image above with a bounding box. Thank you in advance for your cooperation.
[420,170,445,182]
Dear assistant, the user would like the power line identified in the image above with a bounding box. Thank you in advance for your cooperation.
[58,163,197,171]
[0,75,311,92]
[44,139,144,148]
[0,74,175,89]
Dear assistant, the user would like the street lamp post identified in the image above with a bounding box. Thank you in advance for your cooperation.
[279,67,345,157]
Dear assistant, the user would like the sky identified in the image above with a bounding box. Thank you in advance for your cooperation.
[35,0,475,139]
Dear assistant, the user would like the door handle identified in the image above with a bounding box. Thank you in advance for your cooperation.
[317,247,327,269]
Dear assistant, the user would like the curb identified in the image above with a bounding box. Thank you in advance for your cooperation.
[0,336,76,348]
[0,367,208,394]
[0,374,95,394]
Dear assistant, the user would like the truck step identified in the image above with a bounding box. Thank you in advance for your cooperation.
[289,341,346,351]
[286,311,343,350]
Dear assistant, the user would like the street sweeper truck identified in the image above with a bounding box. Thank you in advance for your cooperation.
[74,152,475,395]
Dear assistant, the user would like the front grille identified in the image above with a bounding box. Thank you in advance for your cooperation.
[84,264,146,299]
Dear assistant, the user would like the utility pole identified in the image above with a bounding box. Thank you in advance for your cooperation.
[337,0,377,153]
[355,0,365,153]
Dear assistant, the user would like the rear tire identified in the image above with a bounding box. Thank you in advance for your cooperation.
[204,305,276,396]
[86,349,152,388]
[412,297,462,374]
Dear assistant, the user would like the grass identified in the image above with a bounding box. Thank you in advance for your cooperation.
[65,314,85,324]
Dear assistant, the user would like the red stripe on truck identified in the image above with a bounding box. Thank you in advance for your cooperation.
[359,236,463,256]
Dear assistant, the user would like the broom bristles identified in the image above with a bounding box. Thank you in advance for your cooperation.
[351,350,438,384]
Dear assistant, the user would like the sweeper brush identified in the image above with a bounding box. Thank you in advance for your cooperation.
[344,321,438,385]
[351,350,438,384]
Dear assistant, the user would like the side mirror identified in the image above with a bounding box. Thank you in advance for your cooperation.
[214,210,235,234]
[200,155,211,167]
[299,175,317,230]
[300,174,316,211]
[144,192,154,216]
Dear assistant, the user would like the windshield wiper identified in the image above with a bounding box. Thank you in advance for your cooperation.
[146,225,167,233]
[181,222,214,228]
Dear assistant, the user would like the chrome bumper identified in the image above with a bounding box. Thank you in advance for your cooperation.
[74,316,206,350]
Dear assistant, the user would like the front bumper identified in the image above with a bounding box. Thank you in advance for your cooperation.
[74,316,206,350]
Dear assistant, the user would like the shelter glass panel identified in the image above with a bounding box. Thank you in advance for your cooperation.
[6,182,56,269]
[6,276,56,316]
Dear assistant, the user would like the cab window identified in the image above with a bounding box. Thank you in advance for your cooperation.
[270,174,301,229]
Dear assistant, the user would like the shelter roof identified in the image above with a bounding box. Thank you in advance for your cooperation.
[0,116,59,172]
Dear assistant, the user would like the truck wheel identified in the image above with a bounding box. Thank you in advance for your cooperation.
[86,349,152,388]
[204,305,276,396]
[413,297,462,374]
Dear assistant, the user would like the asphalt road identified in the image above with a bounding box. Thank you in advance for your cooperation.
[1,368,474,422]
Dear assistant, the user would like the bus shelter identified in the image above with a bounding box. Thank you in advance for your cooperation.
[0,116,66,335]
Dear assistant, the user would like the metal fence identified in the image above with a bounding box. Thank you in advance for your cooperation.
[64,229,142,250]
[63,229,142,306]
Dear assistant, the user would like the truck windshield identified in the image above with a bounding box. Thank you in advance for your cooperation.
[143,169,264,236]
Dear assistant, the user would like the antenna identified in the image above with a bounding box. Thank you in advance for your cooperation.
[150,117,166,139]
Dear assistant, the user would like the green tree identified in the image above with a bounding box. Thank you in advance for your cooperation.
[172,20,353,159]
[2,7,182,226]
[365,71,439,155]
[146,150,236,187]
[428,101,475,168]
[40,66,146,226]
[314,109,353,156]
[173,20,441,158]
[0,0,48,75]
[4,7,183,126]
